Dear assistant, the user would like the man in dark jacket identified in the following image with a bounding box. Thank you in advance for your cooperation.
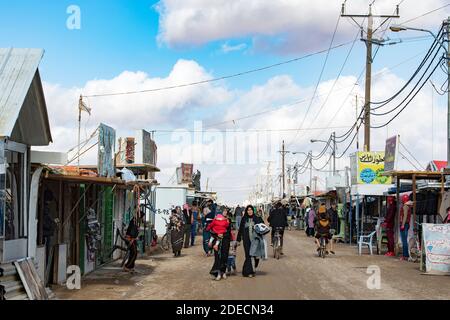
[327,202,338,255]
[268,202,288,254]
[124,216,139,272]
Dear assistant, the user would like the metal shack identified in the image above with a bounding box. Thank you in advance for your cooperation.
[0,48,52,263]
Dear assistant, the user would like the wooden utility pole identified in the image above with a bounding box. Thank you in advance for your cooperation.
[341,3,399,151]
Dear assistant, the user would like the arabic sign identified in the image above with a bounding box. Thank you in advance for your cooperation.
[356,151,391,185]
[384,135,398,172]
[422,223,450,274]
[98,123,116,177]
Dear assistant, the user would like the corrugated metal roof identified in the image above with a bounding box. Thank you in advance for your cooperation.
[0,48,52,145]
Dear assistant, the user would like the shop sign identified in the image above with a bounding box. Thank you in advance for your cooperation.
[356,151,391,185]
[422,224,450,274]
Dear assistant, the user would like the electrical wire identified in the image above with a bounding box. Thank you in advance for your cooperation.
[311,152,334,171]
[399,4,450,25]
[370,56,443,128]
[305,27,361,130]
[286,13,341,148]
[399,141,425,170]
[370,26,444,108]
[399,151,422,171]
[371,39,443,116]
[82,40,354,98]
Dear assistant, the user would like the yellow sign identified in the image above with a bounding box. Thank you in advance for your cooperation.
[357,151,391,185]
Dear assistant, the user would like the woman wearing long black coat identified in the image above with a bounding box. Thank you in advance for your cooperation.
[209,208,232,280]
[170,209,184,257]
[237,205,264,277]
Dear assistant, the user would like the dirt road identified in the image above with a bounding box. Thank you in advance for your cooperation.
[54,230,450,300]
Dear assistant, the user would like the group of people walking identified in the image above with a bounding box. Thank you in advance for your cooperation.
[165,200,269,281]
[167,201,202,257]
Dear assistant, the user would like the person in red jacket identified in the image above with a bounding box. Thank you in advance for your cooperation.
[382,196,396,257]
[206,213,230,251]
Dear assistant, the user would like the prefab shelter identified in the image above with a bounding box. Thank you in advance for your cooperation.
[0,48,52,263]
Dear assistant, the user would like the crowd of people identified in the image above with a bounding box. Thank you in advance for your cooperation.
[120,199,343,279]
[161,200,272,280]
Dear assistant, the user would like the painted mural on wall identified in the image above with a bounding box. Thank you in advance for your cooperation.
[98,123,116,177]
[85,208,101,262]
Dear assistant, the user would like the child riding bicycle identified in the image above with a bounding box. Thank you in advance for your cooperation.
[314,205,332,254]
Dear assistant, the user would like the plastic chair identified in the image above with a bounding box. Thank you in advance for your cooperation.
[358,230,377,255]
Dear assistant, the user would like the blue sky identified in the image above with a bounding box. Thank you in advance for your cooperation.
[0,0,435,89]
[1,0,448,203]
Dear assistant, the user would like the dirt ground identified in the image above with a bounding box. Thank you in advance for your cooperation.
[54,229,450,300]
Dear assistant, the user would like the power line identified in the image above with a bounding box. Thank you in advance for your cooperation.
[399,4,450,25]
[399,151,421,171]
[152,126,351,134]
[371,27,444,109]
[370,56,443,128]
[305,27,361,130]
[82,40,354,98]
[399,141,425,170]
[286,13,342,148]
[371,39,443,116]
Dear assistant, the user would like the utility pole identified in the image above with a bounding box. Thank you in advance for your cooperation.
[341,3,399,151]
[278,140,289,198]
[332,131,336,176]
[355,94,360,151]
[309,151,312,195]
[313,176,318,195]
[206,177,209,192]
[446,17,450,167]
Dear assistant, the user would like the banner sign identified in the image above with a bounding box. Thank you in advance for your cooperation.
[98,123,116,177]
[356,151,391,185]
[181,163,193,183]
[422,223,450,274]
[384,135,399,172]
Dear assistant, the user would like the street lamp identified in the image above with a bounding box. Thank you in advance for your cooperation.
[390,21,449,167]
[311,132,336,176]
[292,151,313,192]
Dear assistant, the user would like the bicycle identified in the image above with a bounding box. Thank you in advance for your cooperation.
[408,222,422,263]
[317,235,328,259]
[160,216,172,251]
[110,225,132,268]
[272,227,284,260]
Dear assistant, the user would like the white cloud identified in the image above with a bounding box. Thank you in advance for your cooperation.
[221,42,247,53]
[38,58,447,204]
[155,0,450,53]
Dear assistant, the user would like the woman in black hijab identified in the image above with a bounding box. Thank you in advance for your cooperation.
[236,205,264,277]
[209,207,232,281]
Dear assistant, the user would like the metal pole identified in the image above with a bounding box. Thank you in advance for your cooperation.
[355,193,359,243]
[77,95,82,173]
[447,17,450,167]
[349,193,352,245]
[333,131,336,176]
[364,10,373,152]
[282,140,286,197]
[356,94,360,151]
[309,151,312,194]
